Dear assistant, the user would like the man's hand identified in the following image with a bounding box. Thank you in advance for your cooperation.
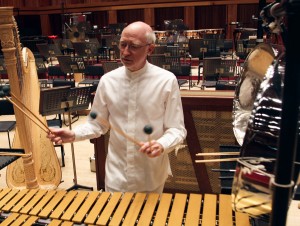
[138,140,164,158]
[47,127,75,145]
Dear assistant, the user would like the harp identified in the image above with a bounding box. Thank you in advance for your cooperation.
[0,7,61,189]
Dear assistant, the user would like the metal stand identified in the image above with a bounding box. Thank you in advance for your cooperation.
[270,0,300,225]
[40,85,93,191]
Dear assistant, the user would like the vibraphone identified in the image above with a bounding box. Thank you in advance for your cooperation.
[0,188,250,226]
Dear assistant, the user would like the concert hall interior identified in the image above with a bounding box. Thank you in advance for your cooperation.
[0,1,300,226]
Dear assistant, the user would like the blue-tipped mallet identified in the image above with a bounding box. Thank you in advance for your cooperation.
[143,125,153,151]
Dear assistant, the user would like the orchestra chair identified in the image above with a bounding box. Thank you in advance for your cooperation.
[47,114,65,167]
[78,64,104,86]
[188,39,204,59]
[202,33,225,40]
[101,34,120,49]
[102,61,120,74]
[165,45,180,56]
[202,39,221,58]
[189,39,207,84]
[35,57,47,79]
[72,41,88,57]
[97,47,110,61]
[201,57,222,89]
[235,39,256,60]
[48,43,62,57]
[53,38,75,55]
[178,41,190,58]
[36,43,56,65]
[165,56,192,89]
[220,39,234,58]
[218,58,237,81]
[47,65,68,84]
[35,56,49,88]
[147,54,166,68]
[86,39,104,62]
[111,44,120,60]
[56,55,82,80]
[52,79,76,88]
[72,41,95,64]
[0,99,16,149]
[152,45,167,55]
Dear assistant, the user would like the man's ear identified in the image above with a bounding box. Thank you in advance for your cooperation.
[147,44,155,55]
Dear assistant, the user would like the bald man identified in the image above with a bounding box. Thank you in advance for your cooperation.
[48,21,187,193]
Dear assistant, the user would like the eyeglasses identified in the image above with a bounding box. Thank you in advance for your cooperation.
[118,42,150,51]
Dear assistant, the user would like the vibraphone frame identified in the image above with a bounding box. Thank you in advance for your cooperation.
[0,188,250,226]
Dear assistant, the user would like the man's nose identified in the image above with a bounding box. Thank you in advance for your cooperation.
[122,46,131,55]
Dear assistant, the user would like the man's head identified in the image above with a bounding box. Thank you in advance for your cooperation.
[119,21,156,71]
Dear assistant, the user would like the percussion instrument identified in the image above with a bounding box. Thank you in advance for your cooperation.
[232,51,286,221]
[233,43,275,145]
[0,188,250,226]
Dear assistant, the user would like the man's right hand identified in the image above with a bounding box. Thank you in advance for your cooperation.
[47,127,75,144]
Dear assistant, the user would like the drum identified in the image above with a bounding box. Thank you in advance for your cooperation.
[232,52,286,221]
[233,43,275,145]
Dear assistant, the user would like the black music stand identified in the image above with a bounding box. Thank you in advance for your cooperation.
[0,148,25,170]
[39,86,93,191]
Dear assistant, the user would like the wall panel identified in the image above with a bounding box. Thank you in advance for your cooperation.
[117,8,144,25]
[195,5,226,29]
[237,3,259,28]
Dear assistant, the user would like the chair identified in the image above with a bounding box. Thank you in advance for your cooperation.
[53,38,74,55]
[219,58,237,81]
[164,56,182,74]
[202,39,221,58]
[35,57,47,79]
[52,79,75,88]
[71,41,87,55]
[202,33,224,40]
[178,41,189,57]
[0,99,16,148]
[110,44,120,60]
[220,39,234,57]
[165,56,191,89]
[201,57,222,89]
[102,61,120,74]
[153,45,167,55]
[56,55,80,80]
[47,65,67,82]
[86,40,103,62]
[188,39,204,58]
[236,39,255,60]
[48,44,62,56]
[79,64,104,86]
[97,47,110,61]
[165,45,180,56]
[147,54,166,68]
[36,43,53,64]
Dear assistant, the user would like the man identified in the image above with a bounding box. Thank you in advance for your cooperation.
[48,21,187,193]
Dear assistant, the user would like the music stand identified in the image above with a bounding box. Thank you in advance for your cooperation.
[39,86,93,191]
[0,148,25,170]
